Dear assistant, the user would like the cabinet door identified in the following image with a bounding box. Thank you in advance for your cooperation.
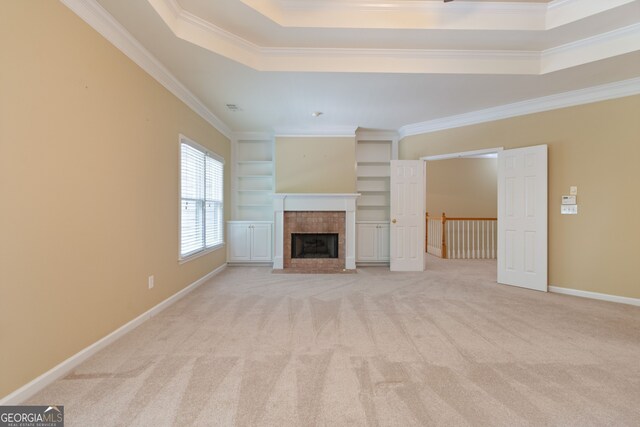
[228,223,251,261]
[377,224,390,261]
[250,224,272,261]
[356,224,378,261]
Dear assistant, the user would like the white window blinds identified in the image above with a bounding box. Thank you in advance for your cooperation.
[180,139,224,258]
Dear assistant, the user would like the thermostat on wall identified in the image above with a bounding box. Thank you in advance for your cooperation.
[562,195,576,205]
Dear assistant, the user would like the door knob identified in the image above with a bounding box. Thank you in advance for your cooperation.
[391,219,397,224]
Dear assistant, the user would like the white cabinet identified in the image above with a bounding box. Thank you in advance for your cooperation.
[356,222,390,263]
[227,221,272,262]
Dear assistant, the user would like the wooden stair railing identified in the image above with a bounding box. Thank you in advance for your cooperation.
[426,212,497,259]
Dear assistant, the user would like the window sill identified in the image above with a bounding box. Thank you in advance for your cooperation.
[179,243,225,265]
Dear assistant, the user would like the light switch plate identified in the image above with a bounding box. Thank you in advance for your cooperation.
[570,186,578,196]
[561,205,578,215]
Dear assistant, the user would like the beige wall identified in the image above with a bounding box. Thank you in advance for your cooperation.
[275,136,356,193]
[402,95,640,299]
[0,2,230,397]
[426,158,497,218]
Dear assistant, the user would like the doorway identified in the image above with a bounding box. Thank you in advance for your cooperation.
[419,146,548,292]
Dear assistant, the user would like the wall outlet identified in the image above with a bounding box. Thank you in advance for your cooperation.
[148,275,154,289]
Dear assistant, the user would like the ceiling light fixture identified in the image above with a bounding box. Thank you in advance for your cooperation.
[311,111,323,117]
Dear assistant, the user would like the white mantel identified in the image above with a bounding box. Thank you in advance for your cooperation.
[273,193,360,270]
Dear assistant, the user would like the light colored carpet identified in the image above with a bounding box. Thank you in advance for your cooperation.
[28,256,640,426]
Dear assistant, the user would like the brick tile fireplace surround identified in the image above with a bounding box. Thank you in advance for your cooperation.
[273,194,359,272]
[283,211,345,271]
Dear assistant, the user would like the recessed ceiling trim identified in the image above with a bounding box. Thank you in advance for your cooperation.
[238,0,636,31]
[398,76,640,138]
[547,0,637,29]
[240,0,547,31]
[61,0,640,140]
[61,0,233,139]
[148,0,639,74]
[542,23,640,73]
[258,48,540,74]
[150,0,261,69]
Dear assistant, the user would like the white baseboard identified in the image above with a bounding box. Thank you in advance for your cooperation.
[0,263,227,405]
[549,286,640,307]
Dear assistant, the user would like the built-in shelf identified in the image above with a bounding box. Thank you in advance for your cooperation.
[356,137,396,222]
[234,138,274,221]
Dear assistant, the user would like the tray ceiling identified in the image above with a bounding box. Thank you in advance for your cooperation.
[75,0,640,133]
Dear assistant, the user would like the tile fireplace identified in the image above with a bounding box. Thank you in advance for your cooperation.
[273,193,359,272]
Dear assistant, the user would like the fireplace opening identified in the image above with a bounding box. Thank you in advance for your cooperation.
[291,233,339,259]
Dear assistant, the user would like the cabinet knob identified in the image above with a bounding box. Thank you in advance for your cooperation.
[391,219,397,224]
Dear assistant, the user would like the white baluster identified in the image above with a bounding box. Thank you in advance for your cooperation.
[481,221,485,259]
[491,221,495,259]
[472,221,475,259]
[456,221,460,259]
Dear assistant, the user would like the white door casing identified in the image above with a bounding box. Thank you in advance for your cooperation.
[498,145,548,291]
[390,160,425,271]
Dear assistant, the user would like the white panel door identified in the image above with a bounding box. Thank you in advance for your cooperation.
[390,161,425,271]
[250,224,272,261]
[498,145,548,291]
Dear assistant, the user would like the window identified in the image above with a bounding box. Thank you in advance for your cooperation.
[180,136,224,259]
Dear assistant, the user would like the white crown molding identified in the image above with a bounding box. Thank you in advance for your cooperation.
[549,286,640,307]
[241,0,547,31]
[274,126,358,137]
[398,77,640,139]
[0,264,227,405]
[146,0,639,74]
[542,23,640,73]
[242,0,637,31]
[150,0,261,69]
[257,47,539,74]
[60,0,233,139]
[547,0,636,29]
